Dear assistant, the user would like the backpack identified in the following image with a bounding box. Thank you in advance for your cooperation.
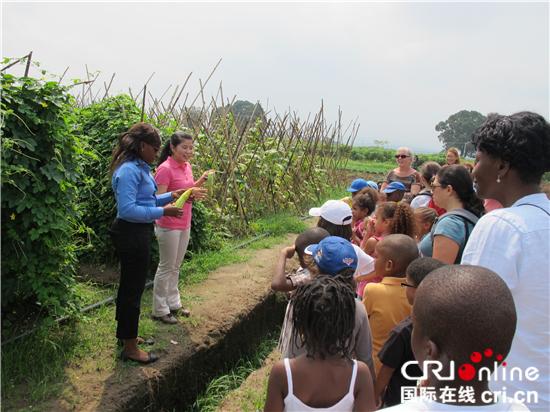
[430,208,480,246]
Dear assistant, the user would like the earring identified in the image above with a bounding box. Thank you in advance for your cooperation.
[496,175,501,183]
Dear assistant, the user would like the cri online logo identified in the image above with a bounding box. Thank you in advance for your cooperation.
[402,347,540,382]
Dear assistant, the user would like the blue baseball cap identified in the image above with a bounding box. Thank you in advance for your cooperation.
[366,180,379,190]
[383,181,406,193]
[305,236,358,276]
[346,178,369,193]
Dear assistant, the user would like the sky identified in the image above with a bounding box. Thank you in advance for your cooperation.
[2,1,549,152]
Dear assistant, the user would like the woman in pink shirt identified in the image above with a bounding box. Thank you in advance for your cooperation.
[153,132,210,324]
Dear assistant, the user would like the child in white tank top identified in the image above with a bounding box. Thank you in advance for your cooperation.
[264,247,376,412]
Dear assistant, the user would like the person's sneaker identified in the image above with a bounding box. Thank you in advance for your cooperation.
[171,308,191,318]
[153,313,178,324]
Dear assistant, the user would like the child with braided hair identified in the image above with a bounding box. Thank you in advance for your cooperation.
[278,236,376,381]
[265,274,376,411]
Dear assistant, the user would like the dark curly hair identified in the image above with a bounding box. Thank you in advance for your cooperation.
[377,201,416,238]
[471,111,550,184]
[437,165,484,217]
[290,275,356,360]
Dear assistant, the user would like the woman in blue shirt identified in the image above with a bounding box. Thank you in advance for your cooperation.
[110,123,186,364]
[419,165,483,264]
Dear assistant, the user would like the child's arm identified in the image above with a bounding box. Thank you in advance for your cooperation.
[353,361,377,412]
[355,269,378,283]
[264,361,286,412]
[374,364,395,409]
[362,237,378,256]
[271,246,297,293]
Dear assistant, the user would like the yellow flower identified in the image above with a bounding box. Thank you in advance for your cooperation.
[40,102,48,108]
[10,213,16,220]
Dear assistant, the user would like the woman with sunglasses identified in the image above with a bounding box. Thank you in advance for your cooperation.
[418,165,484,264]
[381,147,421,195]
[109,123,188,364]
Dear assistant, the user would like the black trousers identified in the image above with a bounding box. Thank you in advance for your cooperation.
[110,218,153,339]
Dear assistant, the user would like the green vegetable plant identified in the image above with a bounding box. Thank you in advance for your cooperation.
[1,72,86,318]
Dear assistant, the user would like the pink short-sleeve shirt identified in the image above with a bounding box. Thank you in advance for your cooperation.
[155,156,194,230]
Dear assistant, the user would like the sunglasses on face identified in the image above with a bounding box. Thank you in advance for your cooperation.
[395,155,410,159]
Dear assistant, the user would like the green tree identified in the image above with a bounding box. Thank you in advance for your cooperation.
[435,110,486,157]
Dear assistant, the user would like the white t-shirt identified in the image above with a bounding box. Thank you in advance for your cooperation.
[461,193,550,411]
[410,192,432,209]
[352,244,375,276]
[383,396,529,411]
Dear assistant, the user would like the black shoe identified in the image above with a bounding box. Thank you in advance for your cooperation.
[120,351,159,364]
[117,337,155,347]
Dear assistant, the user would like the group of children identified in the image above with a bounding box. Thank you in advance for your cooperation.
[264,179,528,411]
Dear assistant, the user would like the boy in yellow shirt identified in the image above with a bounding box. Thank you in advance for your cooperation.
[363,234,419,374]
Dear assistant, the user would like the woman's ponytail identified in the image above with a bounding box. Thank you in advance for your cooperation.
[157,139,172,166]
[438,165,484,217]
[464,191,485,217]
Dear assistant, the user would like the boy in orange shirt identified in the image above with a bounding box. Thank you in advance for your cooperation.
[363,234,419,374]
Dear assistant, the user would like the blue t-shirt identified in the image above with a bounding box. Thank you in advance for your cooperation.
[419,214,476,263]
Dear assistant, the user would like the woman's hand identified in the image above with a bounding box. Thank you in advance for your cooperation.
[171,188,187,200]
[163,205,184,217]
[195,169,216,187]
[191,187,208,201]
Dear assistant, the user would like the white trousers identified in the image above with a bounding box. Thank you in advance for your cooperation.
[153,227,190,317]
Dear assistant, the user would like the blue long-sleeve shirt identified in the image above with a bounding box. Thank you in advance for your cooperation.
[112,158,173,223]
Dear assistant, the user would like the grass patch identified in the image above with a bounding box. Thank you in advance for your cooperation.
[188,331,279,412]
[343,159,394,173]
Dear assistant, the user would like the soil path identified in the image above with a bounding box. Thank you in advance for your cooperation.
[31,232,303,411]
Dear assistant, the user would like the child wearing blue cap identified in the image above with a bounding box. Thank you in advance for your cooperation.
[341,178,379,207]
[278,236,376,380]
[383,181,406,202]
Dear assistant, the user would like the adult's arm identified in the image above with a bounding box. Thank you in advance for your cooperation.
[380,170,395,191]
[430,215,468,264]
[432,235,460,264]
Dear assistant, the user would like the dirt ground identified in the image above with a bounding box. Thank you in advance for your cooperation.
[22,231,305,412]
